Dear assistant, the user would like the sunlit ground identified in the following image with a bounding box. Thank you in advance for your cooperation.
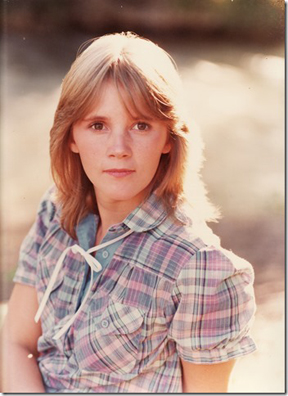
[1,37,284,392]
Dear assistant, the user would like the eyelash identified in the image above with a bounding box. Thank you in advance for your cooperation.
[89,122,151,131]
[91,122,105,130]
[133,122,150,131]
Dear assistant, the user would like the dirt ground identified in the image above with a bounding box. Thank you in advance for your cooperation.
[0,35,285,392]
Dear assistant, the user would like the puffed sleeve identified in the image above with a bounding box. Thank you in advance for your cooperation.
[168,246,257,364]
[13,186,57,287]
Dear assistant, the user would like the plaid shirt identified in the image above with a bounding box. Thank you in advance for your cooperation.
[14,186,256,393]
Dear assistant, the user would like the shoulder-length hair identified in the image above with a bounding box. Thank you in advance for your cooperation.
[50,32,217,239]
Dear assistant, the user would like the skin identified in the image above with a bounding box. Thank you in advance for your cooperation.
[70,80,171,242]
[181,358,236,393]
[1,80,236,393]
[0,284,45,392]
[71,80,237,391]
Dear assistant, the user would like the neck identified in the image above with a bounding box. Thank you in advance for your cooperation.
[95,197,141,245]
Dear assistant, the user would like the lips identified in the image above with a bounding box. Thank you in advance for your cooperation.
[103,169,135,178]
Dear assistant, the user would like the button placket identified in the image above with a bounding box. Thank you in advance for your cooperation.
[101,319,109,328]
[102,250,109,259]
[90,229,130,294]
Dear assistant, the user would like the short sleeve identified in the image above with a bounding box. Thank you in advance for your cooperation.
[13,186,57,287]
[168,246,257,364]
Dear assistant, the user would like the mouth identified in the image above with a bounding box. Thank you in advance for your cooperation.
[103,169,135,178]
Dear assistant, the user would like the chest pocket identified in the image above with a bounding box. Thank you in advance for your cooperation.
[74,300,144,375]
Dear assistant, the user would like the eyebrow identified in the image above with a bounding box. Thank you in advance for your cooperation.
[82,114,155,122]
[82,115,109,122]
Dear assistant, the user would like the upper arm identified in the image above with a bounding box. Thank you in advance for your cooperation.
[5,188,56,353]
[171,249,255,392]
[169,247,256,364]
[3,283,42,356]
[181,358,236,393]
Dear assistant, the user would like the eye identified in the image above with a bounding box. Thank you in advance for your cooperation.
[91,122,105,131]
[133,122,150,131]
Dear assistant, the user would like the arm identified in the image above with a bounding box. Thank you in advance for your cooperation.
[0,283,45,393]
[181,358,236,393]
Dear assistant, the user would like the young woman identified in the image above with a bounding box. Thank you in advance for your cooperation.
[1,32,256,393]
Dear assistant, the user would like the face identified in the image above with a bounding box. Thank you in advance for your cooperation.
[71,81,171,212]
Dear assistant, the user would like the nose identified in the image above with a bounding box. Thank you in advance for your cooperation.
[107,131,132,159]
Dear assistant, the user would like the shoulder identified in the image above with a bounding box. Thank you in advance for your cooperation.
[27,184,64,243]
[31,185,73,257]
[36,184,60,226]
[175,244,254,294]
[146,207,254,286]
[164,216,256,317]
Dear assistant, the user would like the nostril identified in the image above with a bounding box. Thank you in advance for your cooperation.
[108,148,131,159]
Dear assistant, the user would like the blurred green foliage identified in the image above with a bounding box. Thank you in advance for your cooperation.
[1,0,284,44]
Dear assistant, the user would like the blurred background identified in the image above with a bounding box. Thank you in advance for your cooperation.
[0,0,285,392]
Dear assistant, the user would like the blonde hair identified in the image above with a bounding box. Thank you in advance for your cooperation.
[50,32,217,238]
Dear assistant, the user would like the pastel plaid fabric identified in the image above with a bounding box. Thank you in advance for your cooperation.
[14,186,256,393]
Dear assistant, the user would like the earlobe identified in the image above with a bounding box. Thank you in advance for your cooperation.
[162,142,172,154]
[70,141,79,153]
[162,131,172,154]
[70,131,79,153]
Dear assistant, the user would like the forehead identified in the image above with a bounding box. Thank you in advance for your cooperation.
[83,78,164,121]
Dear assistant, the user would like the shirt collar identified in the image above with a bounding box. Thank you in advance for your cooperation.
[75,213,98,250]
[123,193,168,233]
[75,193,170,245]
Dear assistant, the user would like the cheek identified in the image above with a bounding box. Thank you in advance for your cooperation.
[78,148,99,170]
[136,142,164,172]
[71,133,100,158]
[141,136,170,160]
[71,140,100,175]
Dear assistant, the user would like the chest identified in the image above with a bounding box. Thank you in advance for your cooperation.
[36,235,176,376]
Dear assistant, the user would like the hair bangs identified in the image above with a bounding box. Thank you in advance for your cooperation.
[110,61,173,123]
[50,32,218,238]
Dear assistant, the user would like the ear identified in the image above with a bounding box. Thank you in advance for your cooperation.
[70,141,79,153]
[70,130,79,153]
[162,142,171,154]
[162,136,172,154]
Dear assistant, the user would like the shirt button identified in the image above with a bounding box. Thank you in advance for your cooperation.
[102,250,109,259]
[101,319,109,328]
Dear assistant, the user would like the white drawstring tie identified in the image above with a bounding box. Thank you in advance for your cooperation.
[34,228,133,340]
